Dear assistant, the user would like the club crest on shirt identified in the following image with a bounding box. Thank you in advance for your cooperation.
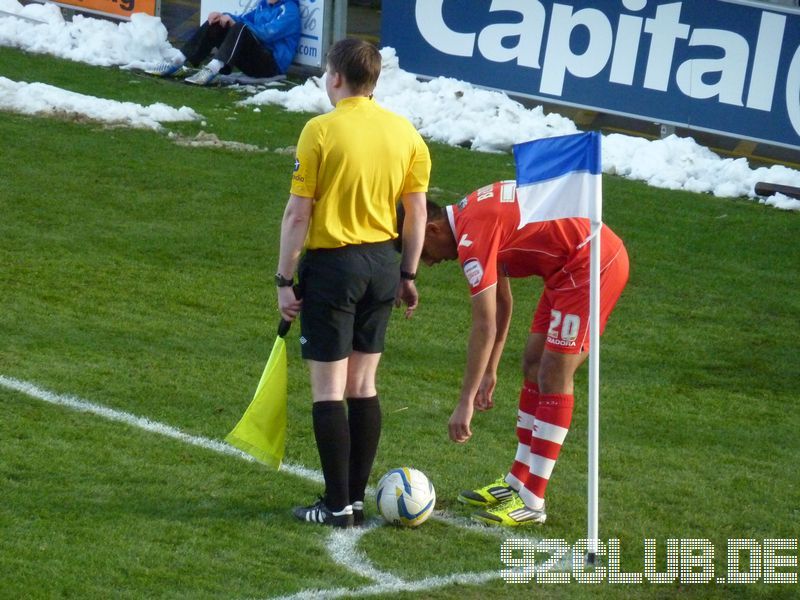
[463,258,484,288]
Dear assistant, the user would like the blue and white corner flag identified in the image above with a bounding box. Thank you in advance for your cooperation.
[515,131,604,563]
[513,131,602,224]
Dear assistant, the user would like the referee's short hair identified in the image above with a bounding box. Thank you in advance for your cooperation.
[327,38,381,95]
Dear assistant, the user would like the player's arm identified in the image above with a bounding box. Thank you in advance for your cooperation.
[449,286,497,443]
[395,191,426,318]
[276,193,312,321]
[475,275,512,411]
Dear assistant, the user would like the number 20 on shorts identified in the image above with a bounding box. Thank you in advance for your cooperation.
[548,310,580,342]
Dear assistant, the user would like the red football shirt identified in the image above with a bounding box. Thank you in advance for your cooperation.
[446,181,624,296]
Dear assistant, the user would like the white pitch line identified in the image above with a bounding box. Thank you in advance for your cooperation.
[0,374,323,483]
[271,570,499,600]
[2,374,567,597]
[0,374,504,532]
[325,522,406,586]
[272,524,499,600]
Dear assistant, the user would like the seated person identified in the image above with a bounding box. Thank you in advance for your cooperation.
[146,0,301,86]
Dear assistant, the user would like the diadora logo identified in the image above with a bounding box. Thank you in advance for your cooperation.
[547,337,577,348]
[463,258,484,287]
[459,234,473,247]
[293,158,300,172]
[457,197,468,209]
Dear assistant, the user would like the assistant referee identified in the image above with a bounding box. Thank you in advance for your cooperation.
[276,38,431,528]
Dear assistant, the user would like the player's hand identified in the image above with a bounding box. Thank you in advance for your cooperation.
[219,14,234,27]
[448,402,473,443]
[277,285,302,322]
[207,11,222,23]
[394,279,418,319]
[474,372,496,411]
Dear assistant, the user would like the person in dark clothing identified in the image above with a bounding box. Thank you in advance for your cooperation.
[145,0,300,86]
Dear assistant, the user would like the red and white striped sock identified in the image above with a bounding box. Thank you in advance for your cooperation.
[506,380,539,492]
[519,393,574,510]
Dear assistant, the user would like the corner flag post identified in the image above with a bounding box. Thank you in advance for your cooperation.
[513,131,603,565]
[587,141,602,565]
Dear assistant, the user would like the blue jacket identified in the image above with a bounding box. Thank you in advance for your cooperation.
[229,0,301,74]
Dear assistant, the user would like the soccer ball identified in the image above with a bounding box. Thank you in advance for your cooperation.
[375,467,436,527]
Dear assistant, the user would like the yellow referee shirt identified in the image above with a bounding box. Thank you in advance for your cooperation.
[290,96,431,249]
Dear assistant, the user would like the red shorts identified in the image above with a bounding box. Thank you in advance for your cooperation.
[531,245,629,354]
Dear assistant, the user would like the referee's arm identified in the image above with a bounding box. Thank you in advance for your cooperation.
[399,192,426,274]
[276,193,312,321]
[395,191,426,318]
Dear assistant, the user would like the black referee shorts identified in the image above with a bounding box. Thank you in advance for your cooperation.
[297,241,399,362]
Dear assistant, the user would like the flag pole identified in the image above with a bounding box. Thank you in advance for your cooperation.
[511,131,603,564]
[586,134,602,565]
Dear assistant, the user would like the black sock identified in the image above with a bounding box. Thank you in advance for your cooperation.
[312,401,350,512]
[347,395,381,504]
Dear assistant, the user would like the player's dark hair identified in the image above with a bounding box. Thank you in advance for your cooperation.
[327,38,381,94]
[394,200,444,252]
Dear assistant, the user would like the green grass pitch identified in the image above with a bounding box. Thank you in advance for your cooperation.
[1,46,799,599]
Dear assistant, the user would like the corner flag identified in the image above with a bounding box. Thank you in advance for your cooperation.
[225,319,292,470]
[513,131,603,564]
[513,131,601,223]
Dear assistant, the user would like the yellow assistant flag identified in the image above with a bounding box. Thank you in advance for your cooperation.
[225,330,288,469]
